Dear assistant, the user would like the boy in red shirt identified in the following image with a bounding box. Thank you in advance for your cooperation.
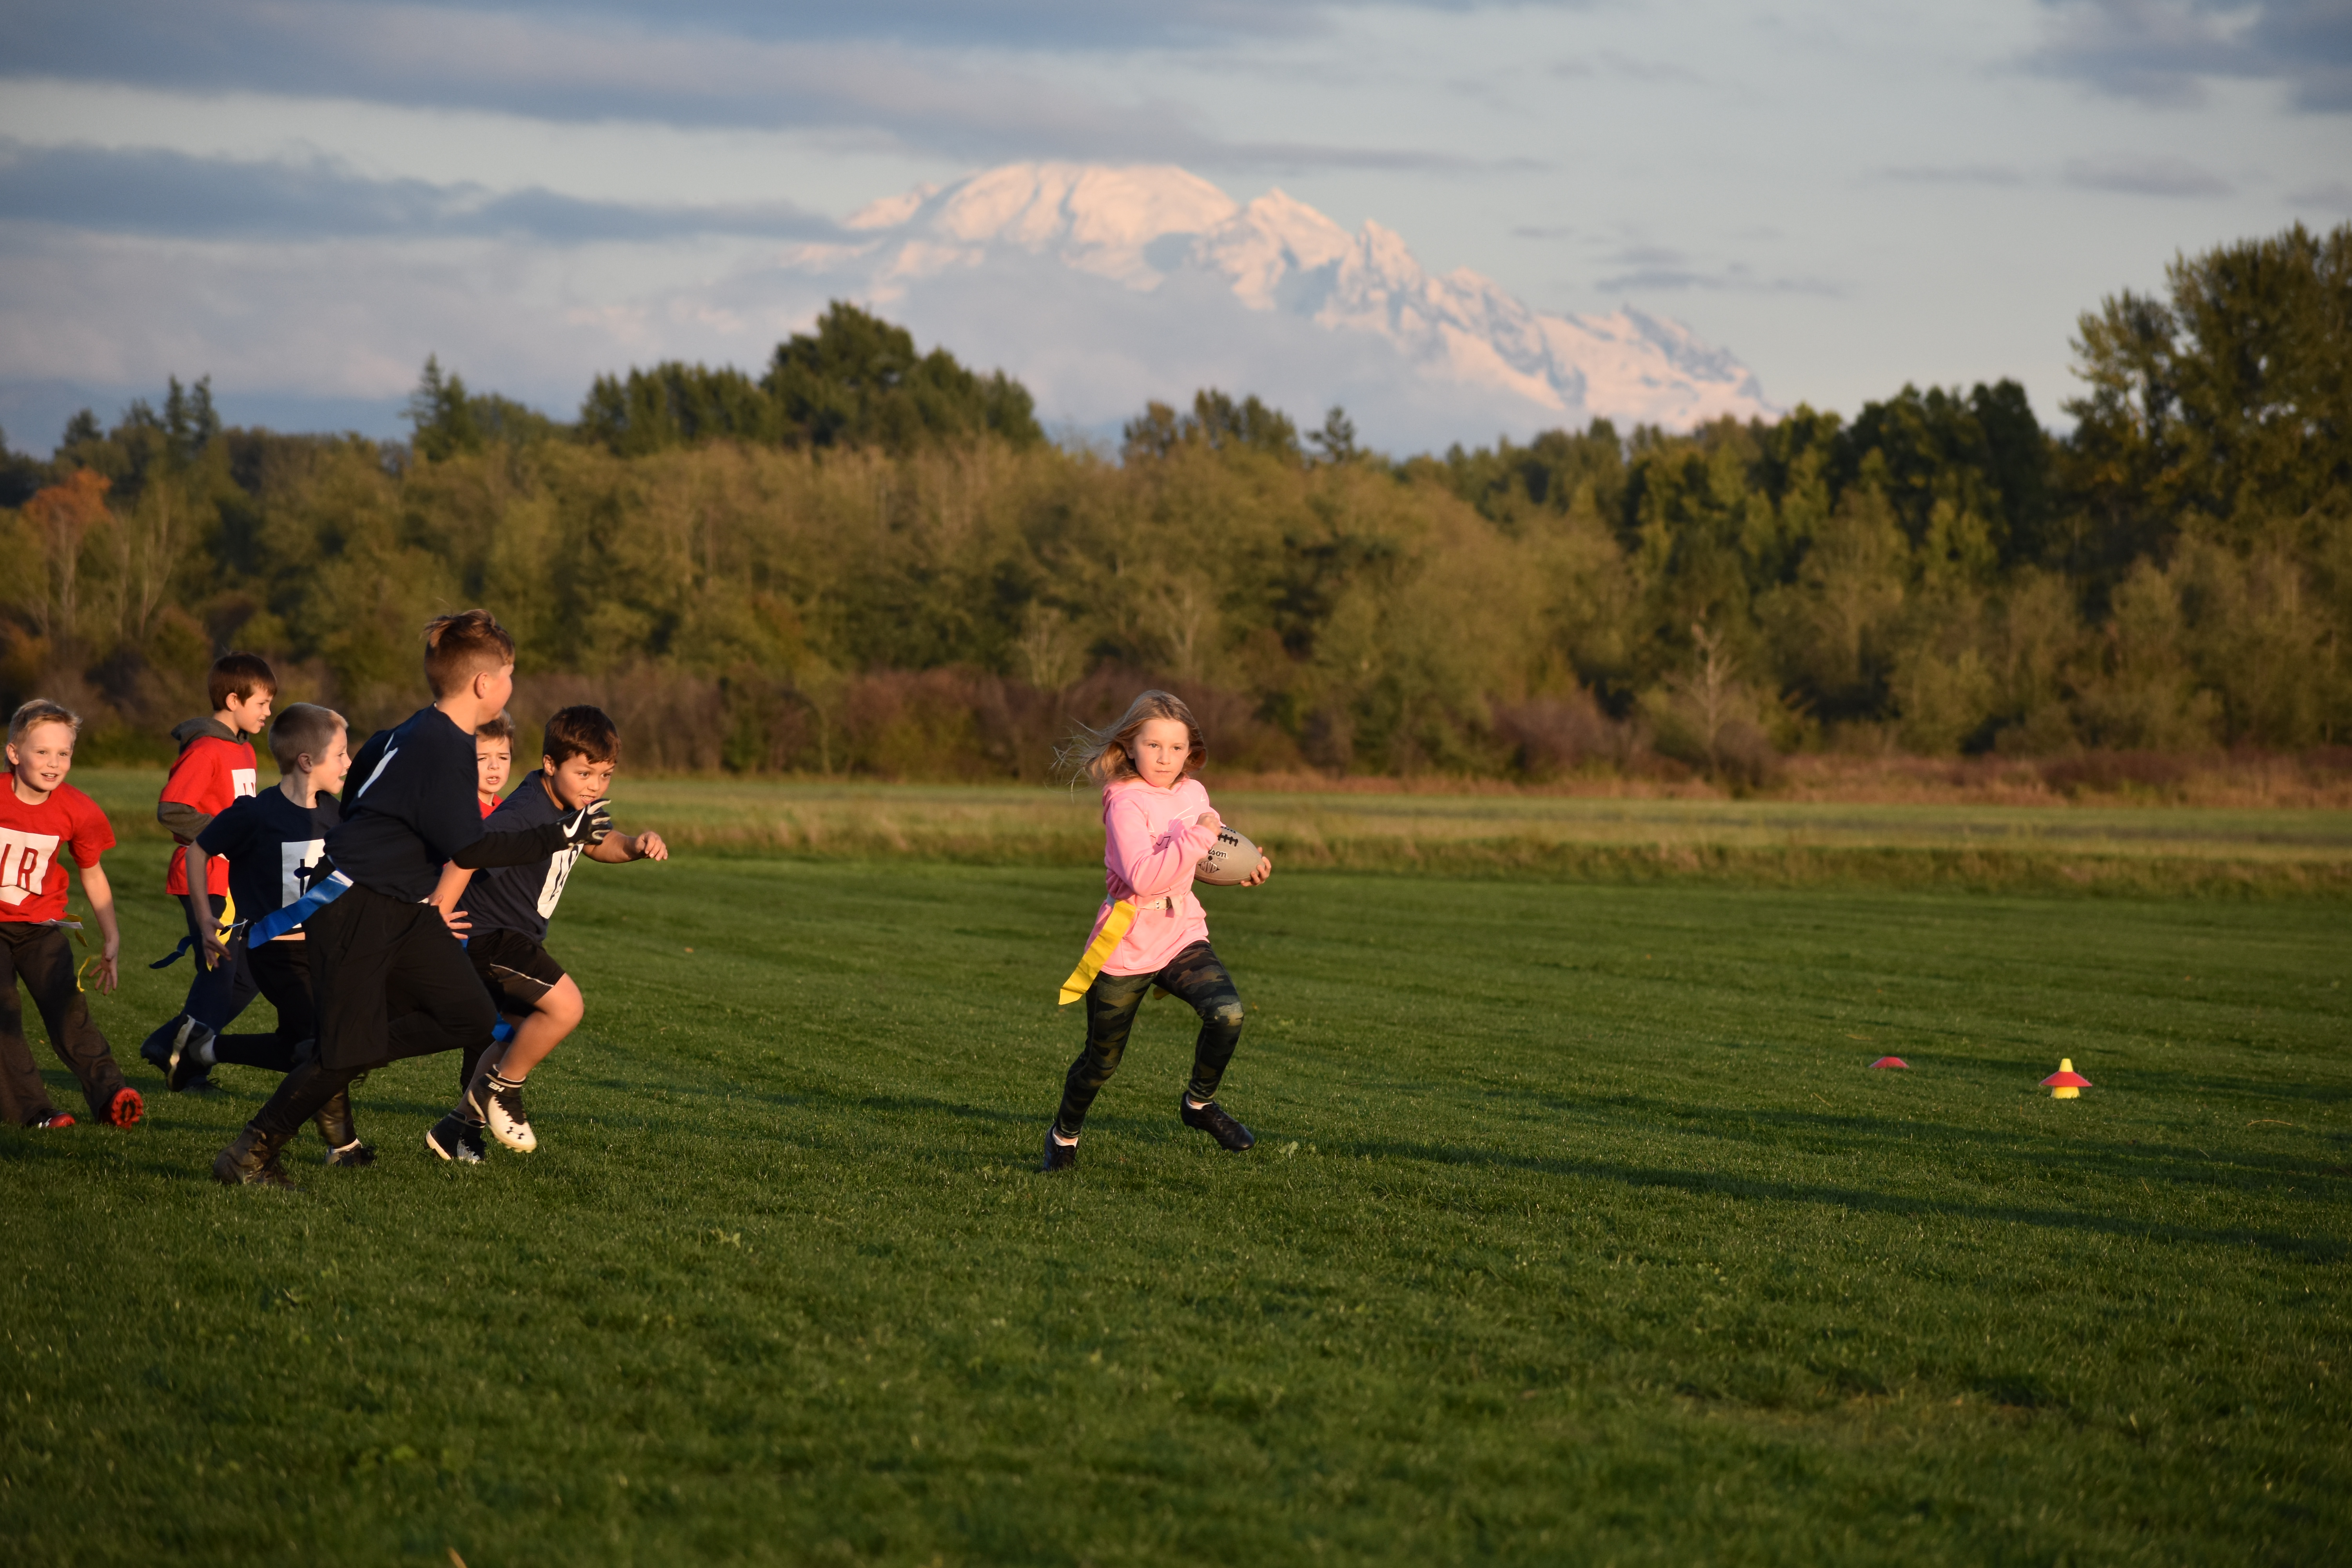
[142,652,272,1089]
[475,710,515,816]
[0,699,138,1129]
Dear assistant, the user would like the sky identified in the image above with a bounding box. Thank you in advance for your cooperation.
[1,0,2346,455]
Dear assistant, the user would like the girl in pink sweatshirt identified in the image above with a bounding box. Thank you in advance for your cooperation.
[1042,690,1271,1172]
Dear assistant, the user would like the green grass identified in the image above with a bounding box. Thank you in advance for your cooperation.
[62,767,2352,897]
[3,857,2348,1565]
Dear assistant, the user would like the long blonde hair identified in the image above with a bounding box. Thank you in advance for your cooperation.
[1060,690,1205,786]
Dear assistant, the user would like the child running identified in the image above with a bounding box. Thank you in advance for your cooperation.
[212,610,611,1188]
[1041,690,1270,1172]
[174,702,373,1164]
[0,699,139,1130]
[429,704,667,1156]
[142,652,274,1089]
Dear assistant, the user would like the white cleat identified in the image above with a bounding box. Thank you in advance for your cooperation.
[486,1081,537,1153]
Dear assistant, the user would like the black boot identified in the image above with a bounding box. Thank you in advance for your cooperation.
[213,1125,298,1190]
[313,1089,376,1167]
[1040,1125,1079,1173]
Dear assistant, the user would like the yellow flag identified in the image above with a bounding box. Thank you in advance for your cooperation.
[1057,901,1137,1005]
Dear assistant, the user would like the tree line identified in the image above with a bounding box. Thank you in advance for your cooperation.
[1,228,2344,782]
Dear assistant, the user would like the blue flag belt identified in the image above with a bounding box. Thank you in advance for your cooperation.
[248,871,353,945]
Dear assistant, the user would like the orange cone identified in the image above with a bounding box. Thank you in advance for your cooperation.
[2042,1058,2091,1099]
[1870,1056,1908,1069]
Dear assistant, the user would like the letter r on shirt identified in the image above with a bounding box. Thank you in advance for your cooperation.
[0,828,61,907]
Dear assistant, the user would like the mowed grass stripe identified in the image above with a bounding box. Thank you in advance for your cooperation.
[2,860,2346,1566]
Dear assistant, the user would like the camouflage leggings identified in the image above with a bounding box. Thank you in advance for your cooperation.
[1054,941,1244,1137]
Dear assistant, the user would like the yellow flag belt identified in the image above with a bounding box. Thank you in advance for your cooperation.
[1056,900,1136,1006]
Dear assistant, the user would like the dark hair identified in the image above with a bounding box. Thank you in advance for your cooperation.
[475,709,516,745]
[542,705,619,768]
[268,702,346,773]
[208,652,277,711]
[422,610,516,698]
[8,698,81,750]
[1059,690,1204,786]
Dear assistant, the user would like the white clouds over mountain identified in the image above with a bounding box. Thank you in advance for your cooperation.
[760,163,1774,446]
[0,156,1771,456]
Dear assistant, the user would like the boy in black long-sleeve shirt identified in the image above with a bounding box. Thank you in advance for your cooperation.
[213,610,610,1189]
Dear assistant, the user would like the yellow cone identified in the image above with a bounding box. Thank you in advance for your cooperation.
[2042,1057,2091,1099]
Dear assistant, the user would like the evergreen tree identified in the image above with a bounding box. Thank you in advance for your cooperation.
[407,355,485,461]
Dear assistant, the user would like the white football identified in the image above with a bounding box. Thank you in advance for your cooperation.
[1194,823,1265,887]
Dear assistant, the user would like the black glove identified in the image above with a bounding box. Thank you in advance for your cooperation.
[563,800,614,849]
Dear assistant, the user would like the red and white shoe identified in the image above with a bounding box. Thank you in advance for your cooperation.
[105,1087,144,1127]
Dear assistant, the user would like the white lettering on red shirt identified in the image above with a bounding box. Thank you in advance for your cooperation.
[0,827,61,908]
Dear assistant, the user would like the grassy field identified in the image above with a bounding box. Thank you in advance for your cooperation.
[2,833,2346,1564]
[62,767,2352,897]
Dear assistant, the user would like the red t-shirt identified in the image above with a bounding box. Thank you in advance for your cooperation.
[479,794,500,819]
[162,733,258,897]
[0,782,116,924]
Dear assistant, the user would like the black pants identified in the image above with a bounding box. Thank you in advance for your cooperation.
[244,886,496,1142]
[208,937,316,1074]
[1054,940,1244,1137]
[180,893,258,1032]
[0,922,125,1125]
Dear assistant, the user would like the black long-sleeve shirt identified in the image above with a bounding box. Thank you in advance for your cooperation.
[330,708,564,901]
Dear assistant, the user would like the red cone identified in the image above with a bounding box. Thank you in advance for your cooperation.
[1870,1056,1908,1069]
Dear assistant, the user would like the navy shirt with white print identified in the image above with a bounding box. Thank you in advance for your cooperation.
[194,788,341,929]
[456,768,581,944]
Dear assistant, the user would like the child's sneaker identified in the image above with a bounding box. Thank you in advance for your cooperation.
[105,1087,144,1128]
[425,1113,486,1165]
[31,1110,75,1128]
[325,1138,377,1168]
[1179,1096,1254,1152]
[1040,1126,1079,1172]
[161,1017,216,1093]
[485,1078,536,1154]
[141,1016,214,1092]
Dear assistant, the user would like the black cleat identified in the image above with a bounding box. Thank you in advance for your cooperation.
[325,1138,377,1168]
[1180,1098,1256,1152]
[425,1114,486,1165]
[213,1126,297,1190]
[142,1016,215,1093]
[138,1018,175,1075]
[1040,1127,1079,1173]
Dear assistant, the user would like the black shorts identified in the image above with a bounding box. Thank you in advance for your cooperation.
[465,928,568,1015]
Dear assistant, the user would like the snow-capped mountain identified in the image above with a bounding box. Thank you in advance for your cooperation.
[768,163,1774,444]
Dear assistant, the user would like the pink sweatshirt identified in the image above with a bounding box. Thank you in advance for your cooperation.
[1087,775,1220,976]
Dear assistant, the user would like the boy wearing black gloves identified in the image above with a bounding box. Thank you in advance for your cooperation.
[212,611,610,1189]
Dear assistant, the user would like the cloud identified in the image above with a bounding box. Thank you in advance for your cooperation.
[241,0,1512,53]
[1549,51,1705,84]
[1592,244,1846,298]
[1875,163,2029,186]
[3,0,1585,163]
[2062,152,2234,196]
[0,142,844,243]
[2023,0,2352,112]
[2288,177,2352,210]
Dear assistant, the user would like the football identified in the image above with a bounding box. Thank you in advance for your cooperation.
[1194,822,1265,887]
